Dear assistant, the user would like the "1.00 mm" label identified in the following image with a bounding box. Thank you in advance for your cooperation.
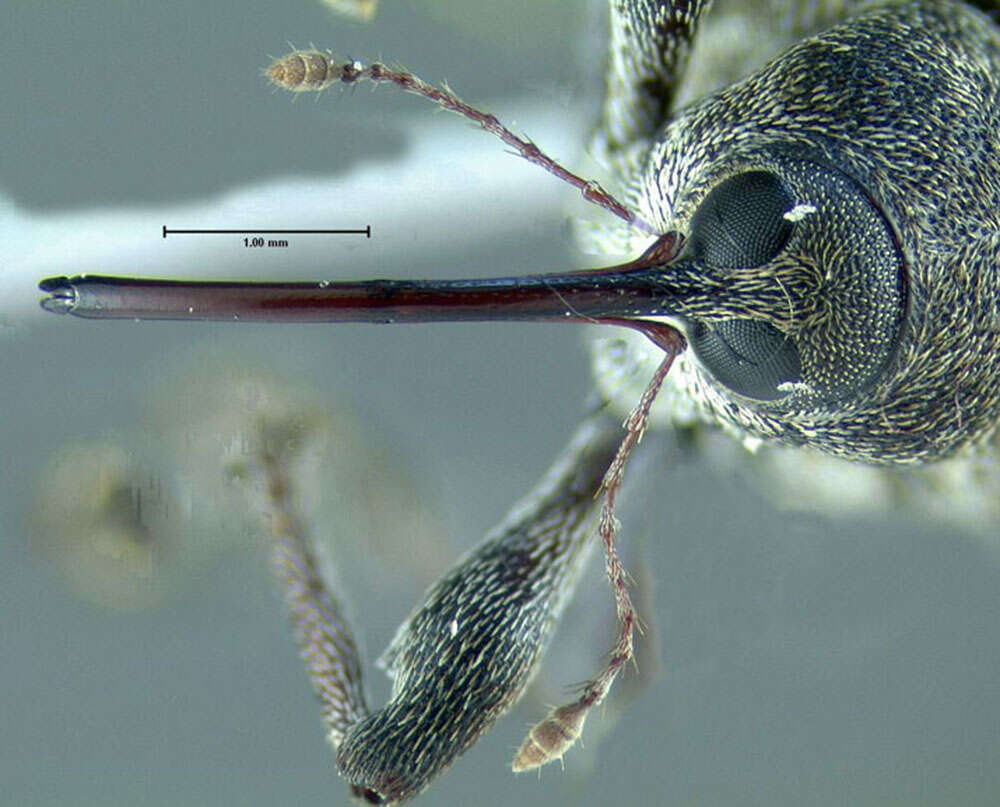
[244,237,289,248]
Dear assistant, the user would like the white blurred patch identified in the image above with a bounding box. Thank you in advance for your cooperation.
[783,202,817,222]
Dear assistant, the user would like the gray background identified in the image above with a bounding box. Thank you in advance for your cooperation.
[3,2,999,806]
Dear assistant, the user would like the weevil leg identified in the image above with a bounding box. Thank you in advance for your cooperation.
[256,420,371,748]
[260,408,627,803]
[599,0,714,156]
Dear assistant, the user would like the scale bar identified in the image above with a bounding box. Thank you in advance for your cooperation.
[162,226,371,238]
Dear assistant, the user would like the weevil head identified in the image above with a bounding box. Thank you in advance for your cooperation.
[601,1,1000,465]
[640,151,905,413]
[610,146,913,461]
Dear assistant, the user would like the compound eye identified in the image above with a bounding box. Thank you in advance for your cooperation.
[689,318,801,401]
[685,171,795,269]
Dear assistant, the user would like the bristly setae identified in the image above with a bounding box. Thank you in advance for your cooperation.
[37,1,1000,804]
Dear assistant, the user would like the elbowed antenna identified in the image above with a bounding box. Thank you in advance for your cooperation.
[265,51,656,234]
